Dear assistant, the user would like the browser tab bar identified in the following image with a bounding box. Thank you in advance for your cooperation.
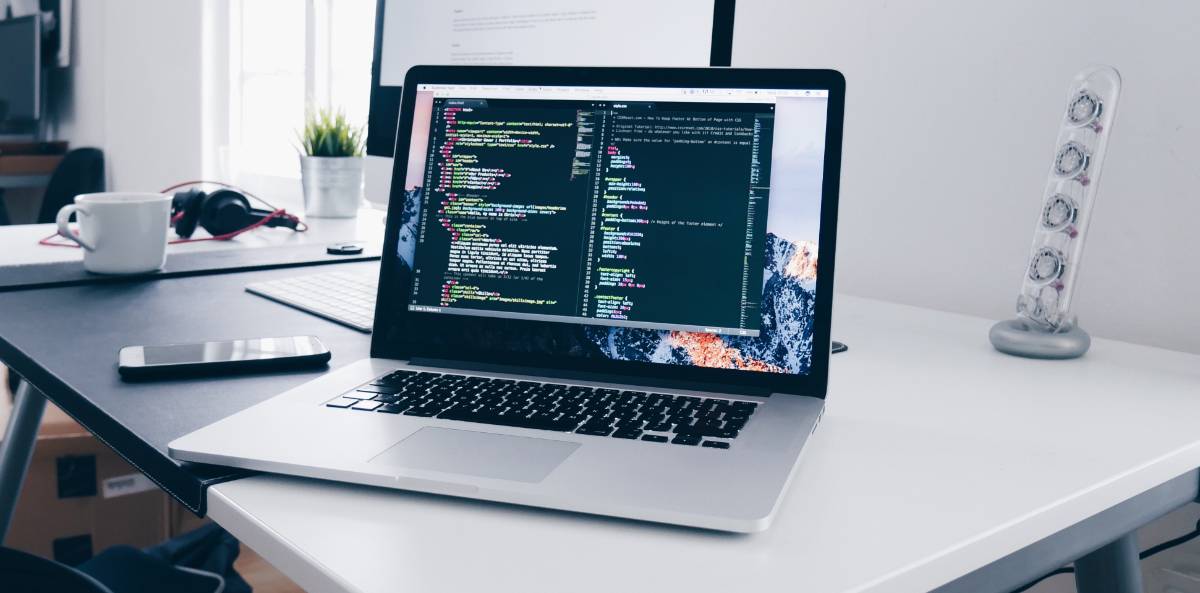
[416,83,829,103]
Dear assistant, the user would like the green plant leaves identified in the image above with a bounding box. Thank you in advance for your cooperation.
[298,106,365,157]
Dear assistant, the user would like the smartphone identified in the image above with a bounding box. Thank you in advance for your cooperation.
[118,336,331,380]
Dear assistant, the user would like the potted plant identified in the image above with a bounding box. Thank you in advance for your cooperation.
[298,107,366,218]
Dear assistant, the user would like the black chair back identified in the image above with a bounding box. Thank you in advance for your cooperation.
[36,148,106,224]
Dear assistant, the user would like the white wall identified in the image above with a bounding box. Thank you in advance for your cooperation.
[734,0,1200,354]
[52,1,1200,355]
[52,0,207,192]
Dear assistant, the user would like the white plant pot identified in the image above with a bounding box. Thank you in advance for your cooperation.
[299,155,365,218]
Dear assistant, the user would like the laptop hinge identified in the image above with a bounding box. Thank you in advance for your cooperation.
[408,357,774,397]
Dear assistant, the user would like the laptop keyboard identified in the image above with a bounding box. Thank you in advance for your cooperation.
[325,370,758,449]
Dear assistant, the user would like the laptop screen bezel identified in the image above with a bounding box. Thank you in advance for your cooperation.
[371,66,844,398]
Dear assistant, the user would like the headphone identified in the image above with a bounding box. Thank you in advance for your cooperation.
[170,188,302,239]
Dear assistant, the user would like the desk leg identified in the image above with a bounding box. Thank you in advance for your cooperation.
[0,380,47,544]
[1074,533,1143,593]
[0,188,10,225]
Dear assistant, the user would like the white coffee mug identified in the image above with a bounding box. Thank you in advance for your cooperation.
[56,192,173,274]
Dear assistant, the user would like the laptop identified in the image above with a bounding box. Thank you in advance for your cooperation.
[170,66,845,533]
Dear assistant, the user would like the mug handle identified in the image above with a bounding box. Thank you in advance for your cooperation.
[56,204,95,251]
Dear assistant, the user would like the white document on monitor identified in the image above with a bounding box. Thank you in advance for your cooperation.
[380,0,716,86]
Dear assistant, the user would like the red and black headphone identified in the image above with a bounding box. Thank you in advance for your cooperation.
[166,181,306,241]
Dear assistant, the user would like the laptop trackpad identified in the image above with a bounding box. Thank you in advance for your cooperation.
[368,427,580,483]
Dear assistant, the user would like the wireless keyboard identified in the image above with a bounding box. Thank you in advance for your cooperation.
[246,270,377,333]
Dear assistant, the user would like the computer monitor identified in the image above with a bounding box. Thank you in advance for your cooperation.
[363,0,736,209]
[0,15,41,135]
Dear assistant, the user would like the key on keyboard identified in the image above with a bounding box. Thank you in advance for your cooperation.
[324,370,756,448]
[246,270,377,332]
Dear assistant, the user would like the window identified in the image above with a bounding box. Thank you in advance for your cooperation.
[224,0,375,199]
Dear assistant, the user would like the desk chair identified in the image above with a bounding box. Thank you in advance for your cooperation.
[0,148,104,227]
[35,148,106,224]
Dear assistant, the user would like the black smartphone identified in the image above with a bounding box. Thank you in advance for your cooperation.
[118,336,331,380]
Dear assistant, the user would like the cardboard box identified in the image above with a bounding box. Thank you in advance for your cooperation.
[169,497,211,537]
[1,390,172,565]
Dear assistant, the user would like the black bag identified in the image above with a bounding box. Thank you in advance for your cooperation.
[76,523,251,593]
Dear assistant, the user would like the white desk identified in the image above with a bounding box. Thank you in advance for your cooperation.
[0,209,387,268]
[206,296,1200,593]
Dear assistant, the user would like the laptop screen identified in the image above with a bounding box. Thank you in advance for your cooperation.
[388,79,831,379]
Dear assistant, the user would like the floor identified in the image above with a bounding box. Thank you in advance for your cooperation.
[236,544,306,593]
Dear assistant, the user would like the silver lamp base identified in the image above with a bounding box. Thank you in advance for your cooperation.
[989,318,1091,360]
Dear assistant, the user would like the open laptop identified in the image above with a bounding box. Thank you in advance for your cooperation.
[170,66,845,532]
